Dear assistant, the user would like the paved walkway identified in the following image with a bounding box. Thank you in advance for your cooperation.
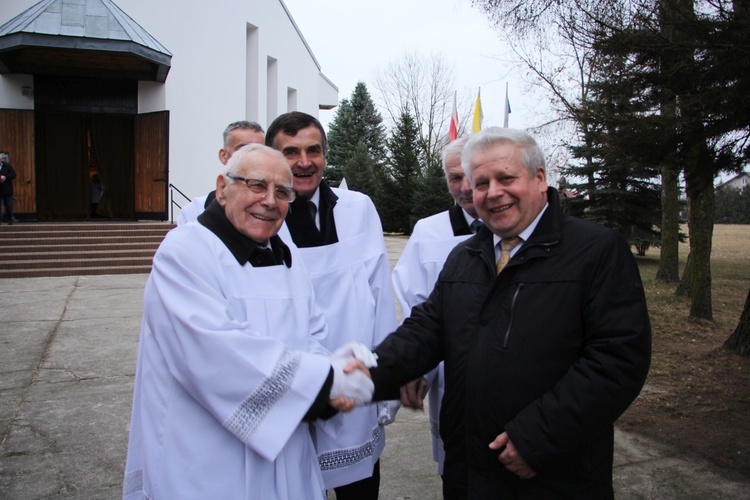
[1,236,748,498]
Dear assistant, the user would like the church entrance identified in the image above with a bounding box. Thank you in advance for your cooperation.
[35,111,135,220]
[0,76,169,222]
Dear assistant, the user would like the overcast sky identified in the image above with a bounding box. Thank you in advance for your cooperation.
[282,0,551,133]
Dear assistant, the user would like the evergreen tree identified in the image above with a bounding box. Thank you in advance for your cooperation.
[327,82,388,169]
[342,141,378,197]
[563,50,662,254]
[411,156,453,230]
[382,111,422,234]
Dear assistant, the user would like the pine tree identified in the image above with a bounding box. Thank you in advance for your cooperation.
[411,156,453,230]
[381,111,422,234]
[342,141,378,198]
[563,50,662,254]
[327,82,387,169]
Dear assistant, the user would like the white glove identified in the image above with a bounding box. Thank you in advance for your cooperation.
[331,341,378,368]
[377,400,402,425]
[330,357,374,405]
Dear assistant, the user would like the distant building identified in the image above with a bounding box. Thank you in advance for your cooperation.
[716,172,750,191]
[0,0,337,221]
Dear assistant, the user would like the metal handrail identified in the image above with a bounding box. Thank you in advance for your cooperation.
[168,183,191,224]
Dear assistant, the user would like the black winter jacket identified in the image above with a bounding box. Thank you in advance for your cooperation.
[373,188,651,499]
[0,161,15,197]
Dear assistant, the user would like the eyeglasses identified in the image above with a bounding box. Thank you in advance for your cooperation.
[226,173,296,202]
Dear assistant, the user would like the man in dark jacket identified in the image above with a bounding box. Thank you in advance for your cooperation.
[0,151,16,224]
[370,127,651,499]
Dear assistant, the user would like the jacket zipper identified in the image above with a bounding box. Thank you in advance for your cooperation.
[503,283,524,349]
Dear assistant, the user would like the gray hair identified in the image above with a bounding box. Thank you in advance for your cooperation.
[461,127,546,183]
[224,143,288,178]
[441,137,469,175]
[223,121,264,147]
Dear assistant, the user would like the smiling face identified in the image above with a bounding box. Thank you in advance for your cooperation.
[215,149,293,245]
[271,125,326,201]
[444,152,477,218]
[470,142,548,238]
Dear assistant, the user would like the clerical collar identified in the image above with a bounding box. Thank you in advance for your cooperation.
[198,199,292,267]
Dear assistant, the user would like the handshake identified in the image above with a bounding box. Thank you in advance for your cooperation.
[328,342,377,413]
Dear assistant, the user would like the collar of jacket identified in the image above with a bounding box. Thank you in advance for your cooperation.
[197,199,292,267]
[448,204,473,236]
[319,179,339,210]
[465,187,563,266]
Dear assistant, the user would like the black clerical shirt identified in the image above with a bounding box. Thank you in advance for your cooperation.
[198,200,292,267]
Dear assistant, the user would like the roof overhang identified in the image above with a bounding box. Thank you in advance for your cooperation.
[0,32,171,82]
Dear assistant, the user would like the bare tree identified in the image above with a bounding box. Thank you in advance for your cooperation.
[373,52,469,170]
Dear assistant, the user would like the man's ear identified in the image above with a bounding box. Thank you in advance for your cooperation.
[218,148,230,165]
[536,167,548,192]
[215,174,228,205]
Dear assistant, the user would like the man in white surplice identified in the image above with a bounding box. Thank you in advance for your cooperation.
[123,144,375,500]
[266,112,398,499]
[392,136,480,479]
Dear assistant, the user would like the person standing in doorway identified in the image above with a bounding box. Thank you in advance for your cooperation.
[90,173,104,217]
[0,151,17,225]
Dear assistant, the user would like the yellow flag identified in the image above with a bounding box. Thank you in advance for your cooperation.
[472,88,483,133]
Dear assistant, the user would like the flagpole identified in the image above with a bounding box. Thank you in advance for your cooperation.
[449,90,458,141]
[503,82,510,128]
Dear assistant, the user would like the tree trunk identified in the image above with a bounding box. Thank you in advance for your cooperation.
[656,162,681,282]
[675,250,692,297]
[725,288,750,356]
[657,0,684,284]
[684,165,714,320]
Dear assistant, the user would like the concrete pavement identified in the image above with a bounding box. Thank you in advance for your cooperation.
[1,235,749,498]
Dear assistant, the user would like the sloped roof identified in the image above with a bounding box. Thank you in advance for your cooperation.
[716,171,750,190]
[0,0,171,82]
[278,0,338,104]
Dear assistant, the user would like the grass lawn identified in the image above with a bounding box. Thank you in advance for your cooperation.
[618,224,750,478]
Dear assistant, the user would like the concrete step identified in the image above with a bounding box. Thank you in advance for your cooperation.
[0,235,166,246]
[0,222,174,278]
[1,256,155,270]
[0,248,157,261]
[0,242,161,253]
[0,265,153,279]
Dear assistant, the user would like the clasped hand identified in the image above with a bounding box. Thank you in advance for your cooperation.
[328,342,377,413]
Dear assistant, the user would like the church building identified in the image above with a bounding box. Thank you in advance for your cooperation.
[0,0,337,221]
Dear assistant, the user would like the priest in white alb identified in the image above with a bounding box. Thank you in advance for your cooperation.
[266,112,398,499]
[123,144,374,500]
[392,136,481,480]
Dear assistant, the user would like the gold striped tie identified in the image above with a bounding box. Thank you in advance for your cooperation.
[496,237,521,274]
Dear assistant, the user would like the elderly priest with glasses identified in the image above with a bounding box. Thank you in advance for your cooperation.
[123,144,376,500]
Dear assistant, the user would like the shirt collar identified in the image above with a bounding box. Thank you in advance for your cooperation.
[308,185,321,210]
[197,199,292,267]
[492,202,549,249]
[462,208,478,228]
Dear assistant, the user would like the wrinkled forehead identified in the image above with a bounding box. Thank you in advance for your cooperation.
[237,151,293,184]
[470,142,522,170]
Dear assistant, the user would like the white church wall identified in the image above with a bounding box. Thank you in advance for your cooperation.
[0,0,337,214]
